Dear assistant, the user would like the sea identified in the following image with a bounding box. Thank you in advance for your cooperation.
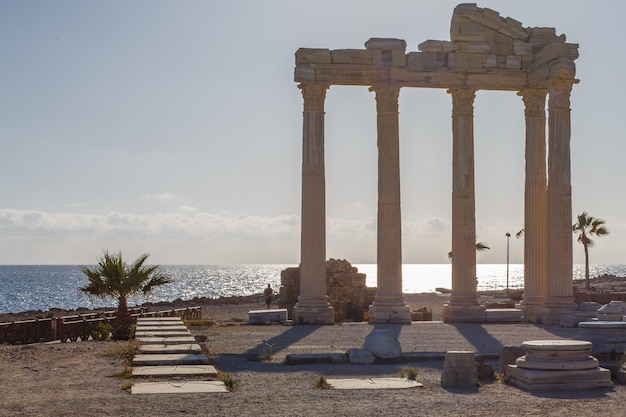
[1,264,625,314]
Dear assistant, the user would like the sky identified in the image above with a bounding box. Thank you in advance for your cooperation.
[1,0,625,265]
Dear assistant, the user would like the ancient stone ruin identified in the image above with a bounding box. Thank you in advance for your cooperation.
[279,259,375,322]
[294,3,579,325]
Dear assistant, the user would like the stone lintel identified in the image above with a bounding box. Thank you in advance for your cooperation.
[295,64,530,90]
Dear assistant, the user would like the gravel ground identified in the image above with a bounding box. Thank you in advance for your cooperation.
[2,294,626,417]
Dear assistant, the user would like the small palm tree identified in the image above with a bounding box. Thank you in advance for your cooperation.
[448,242,490,261]
[573,212,609,290]
[80,251,172,340]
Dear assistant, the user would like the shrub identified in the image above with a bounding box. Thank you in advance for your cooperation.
[399,366,419,381]
[92,322,113,341]
[314,376,331,389]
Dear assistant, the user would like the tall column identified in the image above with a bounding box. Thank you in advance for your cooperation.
[538,78,575,324]
[518,89,547,322]
[293,83,334,325]
[443,88,485,322]
[368,84,410,323]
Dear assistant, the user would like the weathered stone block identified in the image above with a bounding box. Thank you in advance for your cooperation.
[363,330,402,359]
[364,38,407,51]
[331,49,372,65]
[406,52,446,68]
[441,351,477,388]
[295,48,331,64]
[505,55,521,70]
[348,348,376,364]
[454,41,491,54]
[294,66,316,82]
[513,39,532,56]
[248,309,288,325]
[500,345,526,374]
[418,40,454,53]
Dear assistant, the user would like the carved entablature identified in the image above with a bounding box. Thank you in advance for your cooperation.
[294,3,579,91]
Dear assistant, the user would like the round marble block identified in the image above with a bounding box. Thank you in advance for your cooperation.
[522,340,592,351]
[516,355,599,370]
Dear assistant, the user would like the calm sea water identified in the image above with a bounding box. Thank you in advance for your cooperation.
[0,264,624,314]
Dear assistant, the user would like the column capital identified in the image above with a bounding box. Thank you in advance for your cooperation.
[447,88,476,117]
[518,89,547,118]
[547,78,574,110]
[369,84,400,113]
[298,83,329,112]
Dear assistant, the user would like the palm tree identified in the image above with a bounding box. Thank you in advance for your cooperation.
[573,212,609,290]
[80,251,172,340]
[448,242,490,261]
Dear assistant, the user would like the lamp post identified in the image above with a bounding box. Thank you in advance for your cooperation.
[505,232,511,298]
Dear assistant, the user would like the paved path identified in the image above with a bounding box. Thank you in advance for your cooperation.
[130,317,224,394]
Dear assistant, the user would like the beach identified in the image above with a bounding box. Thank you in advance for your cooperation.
[3,286,626,417]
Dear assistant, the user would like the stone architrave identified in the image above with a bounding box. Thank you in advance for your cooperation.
[294,4,578,325]
[518,88,548,322]
[443,88,485,322]
[293,83,334,325]
[368,84,411,324]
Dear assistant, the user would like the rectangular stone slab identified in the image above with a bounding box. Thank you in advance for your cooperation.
[139,344,202,354]
[135,325,189,331]
[326,378,423,390]
[134,330,191,337]
[132,353,210,366]
[135,336,196,345]
[248,309,288,324]
[131,381,227,394]
[137,317,182,322]
[137,320,184,327]
[132,365,217,377]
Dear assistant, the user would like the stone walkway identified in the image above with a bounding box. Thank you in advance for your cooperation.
[130,317,226,394]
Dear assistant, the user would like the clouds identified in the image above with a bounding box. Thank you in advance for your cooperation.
[0,208,458,264]
[0,208,300,264]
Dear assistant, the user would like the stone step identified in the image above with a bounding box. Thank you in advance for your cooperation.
[131,381,227,394]
[485,308,523,323]
[135,325,189,331]
[132,364,218,377]
[137,317,183,322]
[134,330,191,338]
[136,336,197,345]
[135,320,184,326]
[132,353,210,366]
[140,344,202,354]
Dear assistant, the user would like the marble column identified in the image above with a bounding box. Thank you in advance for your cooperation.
[368,85,411,323]
[293,83,334,325]
[518,89,548,322]
[443,88,485,322]
[538,79,575,324]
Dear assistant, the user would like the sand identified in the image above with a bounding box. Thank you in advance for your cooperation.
[2,289,626,417]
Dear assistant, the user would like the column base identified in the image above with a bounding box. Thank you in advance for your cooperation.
[443,304,486,322]
[518,297,545,323]
[368,302,411,324]
[536,299,575,325]
[292,297,335,325]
